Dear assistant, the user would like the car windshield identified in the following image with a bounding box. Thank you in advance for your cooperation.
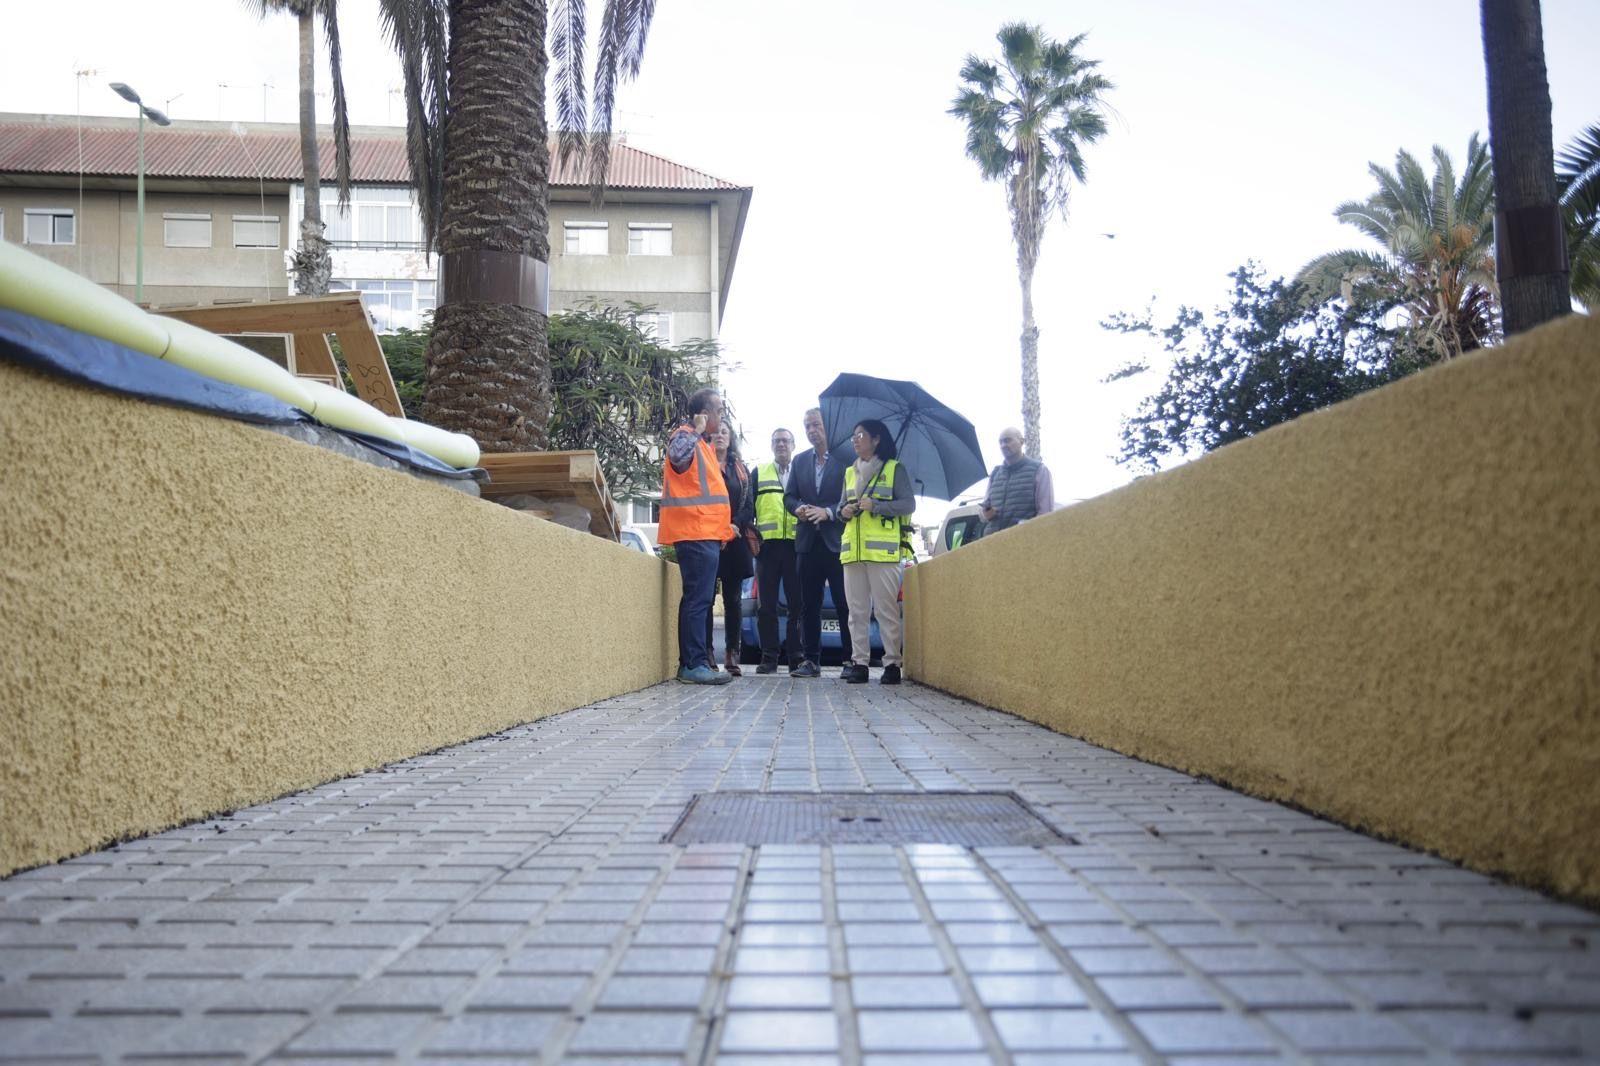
[946,515,983,550]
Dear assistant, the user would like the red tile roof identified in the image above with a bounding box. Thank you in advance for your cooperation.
[0,115,746,191]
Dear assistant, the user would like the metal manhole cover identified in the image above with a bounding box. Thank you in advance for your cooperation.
[664,791,1075,846]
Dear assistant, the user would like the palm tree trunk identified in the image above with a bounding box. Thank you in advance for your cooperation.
[422,0,552,452]
[1017,260,1042,460]
[290,8,332,296]
[1481,0,1570,334]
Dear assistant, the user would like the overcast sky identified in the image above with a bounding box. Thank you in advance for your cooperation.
[7,1,1597,524]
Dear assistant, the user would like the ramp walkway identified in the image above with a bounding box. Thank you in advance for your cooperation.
[2,677,1597,1063]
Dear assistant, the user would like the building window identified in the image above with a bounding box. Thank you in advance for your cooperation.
[628,223,671,256]
[233,215,281,249]
[163,213,212,248]
[637,311,672,345]
[563,221,608,255]
[314,185,419,248]
[24,209,75,245]
[630,499,661,524]
[332,278,437,333]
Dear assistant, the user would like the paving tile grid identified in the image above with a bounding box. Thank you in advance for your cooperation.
[2,675,1598,1064]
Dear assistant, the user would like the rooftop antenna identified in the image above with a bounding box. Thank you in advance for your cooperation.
[217,82,274,122]
[73,66,100,274]
[230,121,274,302]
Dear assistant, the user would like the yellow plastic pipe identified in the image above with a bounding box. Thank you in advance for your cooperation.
[1,239,479,468]
[391,416,482,469]
[159,317,314,410]
[0,238,170,356]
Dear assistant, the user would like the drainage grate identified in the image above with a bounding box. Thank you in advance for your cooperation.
[664,791,1075,847]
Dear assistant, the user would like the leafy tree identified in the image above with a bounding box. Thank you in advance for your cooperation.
[1106,264,1427,470]
[950,23,1111,460]
[1295,137,1499,360]
[1480,0,1571,332]
[380,303,718,494]
[244,0,352,296]
[1558,122,1600,311]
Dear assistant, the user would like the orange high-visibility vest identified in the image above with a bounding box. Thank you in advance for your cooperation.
[657,427,735,545]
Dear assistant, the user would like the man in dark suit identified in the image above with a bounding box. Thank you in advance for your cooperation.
[784,407,852,678]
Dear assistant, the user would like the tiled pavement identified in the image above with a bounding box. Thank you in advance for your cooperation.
[3,676,1599,1064]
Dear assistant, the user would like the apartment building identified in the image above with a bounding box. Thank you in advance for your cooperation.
[0,112,751,349]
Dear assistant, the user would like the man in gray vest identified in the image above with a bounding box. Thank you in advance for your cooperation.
[980,427,1055,536]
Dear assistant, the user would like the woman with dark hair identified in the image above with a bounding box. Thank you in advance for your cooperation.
[706,421,756,674]
[836,419,915,684]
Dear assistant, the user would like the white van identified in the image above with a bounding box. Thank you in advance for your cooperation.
[932,503,985,556]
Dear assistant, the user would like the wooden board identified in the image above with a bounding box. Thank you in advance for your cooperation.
[476,450,619,541]
[155,294,404,417]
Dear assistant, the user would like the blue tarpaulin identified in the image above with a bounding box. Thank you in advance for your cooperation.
[0,307,481,481]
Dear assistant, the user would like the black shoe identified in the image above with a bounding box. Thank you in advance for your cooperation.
[792,660,820,678]
[869,657,884,668]
[879,664,901,685]
[756,661,778,675]
[844,663,869,684]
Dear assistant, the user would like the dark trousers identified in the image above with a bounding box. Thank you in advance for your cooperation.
[798,549,851,665]
[674,540,720,671]
[704,564,744,665]
[756,540,802,667]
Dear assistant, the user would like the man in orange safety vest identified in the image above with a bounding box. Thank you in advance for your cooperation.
[658,387,738,685]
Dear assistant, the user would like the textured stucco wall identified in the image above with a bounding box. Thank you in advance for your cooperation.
[0,364,679,876]
[906,313,1600,903]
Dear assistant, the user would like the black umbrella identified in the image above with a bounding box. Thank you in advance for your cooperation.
[818,373,989,501]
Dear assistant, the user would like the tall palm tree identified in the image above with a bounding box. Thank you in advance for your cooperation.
[245,0,352,296]
[950,24,1111,460]
[1557,122,1600,311]
[1296,138,1499,361]
[1480,0,1570,333]
[388,0,656,451]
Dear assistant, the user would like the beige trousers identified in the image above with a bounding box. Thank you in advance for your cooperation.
[843,561,904,666]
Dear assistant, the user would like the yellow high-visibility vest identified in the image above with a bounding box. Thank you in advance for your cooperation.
[840,459,905,565]
[753,462,796,542]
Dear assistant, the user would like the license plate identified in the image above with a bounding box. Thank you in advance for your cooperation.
[821,620,840,633]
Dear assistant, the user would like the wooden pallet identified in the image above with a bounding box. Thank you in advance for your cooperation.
[152,294,405,418]
[476,450,620,541]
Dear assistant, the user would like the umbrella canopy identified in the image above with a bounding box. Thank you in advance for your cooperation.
[819,373,989,501]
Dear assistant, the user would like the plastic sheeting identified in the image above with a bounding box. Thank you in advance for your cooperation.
[0,308,482,482]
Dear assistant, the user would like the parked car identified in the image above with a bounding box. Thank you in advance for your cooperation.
[619,524,655,555]
[932,503,985,556]
[737,575,883,665]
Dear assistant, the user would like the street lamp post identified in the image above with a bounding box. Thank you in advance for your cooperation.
[109,83,171,304]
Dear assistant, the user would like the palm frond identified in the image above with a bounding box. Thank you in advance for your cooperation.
[1294,249,1396,304]
[587,0,657,206]
[319,0,352,209]
[550,0,588,170]
[377,0,445,252]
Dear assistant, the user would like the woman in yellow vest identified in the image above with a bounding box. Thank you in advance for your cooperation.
[836,419,915,685]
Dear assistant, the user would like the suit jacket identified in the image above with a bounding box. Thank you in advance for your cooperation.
[784,447,849,555]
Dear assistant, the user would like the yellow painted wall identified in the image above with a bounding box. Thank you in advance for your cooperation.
[906,313,1600,903]
[0,363,679,876]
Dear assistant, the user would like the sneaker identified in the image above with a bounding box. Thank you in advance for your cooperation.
[755,662,778,675]
[844,663,870,684]
[791,660,820,678]
[678,665,733,686]
[879,664,902,686]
